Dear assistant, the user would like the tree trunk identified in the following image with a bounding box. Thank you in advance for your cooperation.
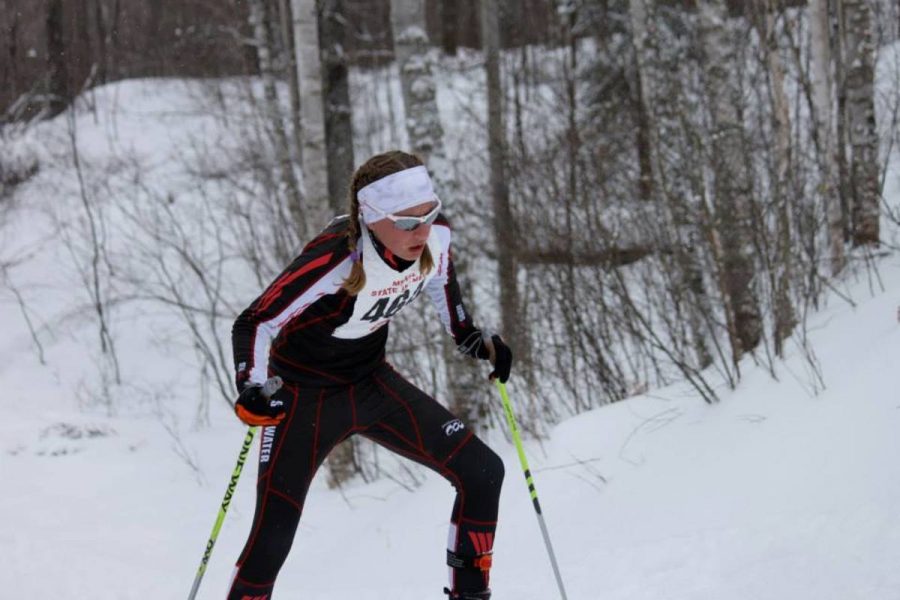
[248,0,305,230]
[46,0,70,116]
[481,0,525,372]
[291,0,330,229]
[147,0,163,75]
[320,0,355,215]
[629,0,713,369]
[278,0,305,191]
[93,0,108,84]
[3,3,20,108]
[391,0,443,163]
[756,1,796,356]
[628,0,654,204]
[391,0,485,424]
[810,0,846,274]
[108,0,121,80]
[841,0,881,246]
[318,1,362,482]
[698,1,763,361]
[439,0,458,56]
[74,0,93,87]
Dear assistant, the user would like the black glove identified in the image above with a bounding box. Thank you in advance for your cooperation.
[235,379,286,426]
[458,329,513,383]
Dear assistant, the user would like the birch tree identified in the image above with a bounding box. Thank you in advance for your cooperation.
[390,0,444,163]
[841,0,881,246]
[291,0,330,227]
[753,0,796,356]
[247,0,304,229]
[278,0,305,185]
[810,0,846,273]
[698,1,763,361]
[320,0,355,213]
[629,0,713,369]
[628,0,654,204]
[481,0,524,369]
[389,0,487,426]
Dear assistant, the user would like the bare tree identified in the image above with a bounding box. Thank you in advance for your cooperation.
[481,0,523,367]
[45,0,69,116]
[320,0,355,213]
[841,0,881,246]
[247,0,305,229]
[67,108,121,385]
[753,0,797,356]
[389,0,488,427]
[93,0,111,84]
[1,2,20,111]
[810,0,847,273]
[698,1,763,362]
[439,0,458,56]
[278,0,305,189]
[114,175,240,410]
[291,0,331,228]
[629,0,714,370]
[391,0,443,162]
[628,0,654,205]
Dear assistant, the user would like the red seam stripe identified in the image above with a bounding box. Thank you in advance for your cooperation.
[469,531,483,554]
[441,431,475,468]
[256,252,333,313]
[374,374,426,451]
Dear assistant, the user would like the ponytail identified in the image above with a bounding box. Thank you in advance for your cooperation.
[342,190,367,295]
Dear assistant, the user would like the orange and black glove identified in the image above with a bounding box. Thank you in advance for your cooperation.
[235,383,286,426]
[459,329,513,383]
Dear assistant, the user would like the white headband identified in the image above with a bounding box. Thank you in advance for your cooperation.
[357,165,437,224]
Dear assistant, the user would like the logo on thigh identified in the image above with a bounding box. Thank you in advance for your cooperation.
[442,418,466,437]
[260,425,278,463]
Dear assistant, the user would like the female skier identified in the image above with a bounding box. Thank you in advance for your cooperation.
[228,150,511,600]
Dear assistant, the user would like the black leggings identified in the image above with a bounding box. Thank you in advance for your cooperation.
[227,363,505,599]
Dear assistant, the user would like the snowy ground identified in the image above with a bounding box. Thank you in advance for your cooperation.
[2,239,899,600]
[2,49,900,598]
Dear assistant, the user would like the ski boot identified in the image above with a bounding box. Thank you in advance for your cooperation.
[444,588,491,600]
[227,575,273,600]
[444,549,492,599]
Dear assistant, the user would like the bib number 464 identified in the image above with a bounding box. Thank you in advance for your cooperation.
[361,282,424,323]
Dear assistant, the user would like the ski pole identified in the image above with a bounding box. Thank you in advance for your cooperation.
[495,380,569,600]
[187,376,282,600]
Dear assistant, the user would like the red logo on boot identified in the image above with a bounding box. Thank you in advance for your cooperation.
[467,531,494,556]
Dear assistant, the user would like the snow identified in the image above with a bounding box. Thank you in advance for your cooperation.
[4,252,899,599]
[2,52,900,600]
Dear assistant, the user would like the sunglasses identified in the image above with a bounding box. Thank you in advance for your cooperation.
[368,198,442,231]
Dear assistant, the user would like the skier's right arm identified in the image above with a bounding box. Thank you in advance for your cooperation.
[231,230,349,392]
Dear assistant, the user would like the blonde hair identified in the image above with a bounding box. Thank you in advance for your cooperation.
[342,151,435,295]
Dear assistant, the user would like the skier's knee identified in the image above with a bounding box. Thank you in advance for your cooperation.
[451,438,504,497]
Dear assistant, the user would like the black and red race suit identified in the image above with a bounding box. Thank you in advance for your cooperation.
[227,215,504,599]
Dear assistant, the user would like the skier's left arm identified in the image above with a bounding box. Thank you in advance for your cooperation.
[425,216,513,382]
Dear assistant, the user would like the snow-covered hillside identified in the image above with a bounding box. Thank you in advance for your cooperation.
[3,204,899,599]
[2,61,900,599]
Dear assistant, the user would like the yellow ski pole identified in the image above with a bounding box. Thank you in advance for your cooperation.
[187,376,281,600]
[495,380,569,600]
